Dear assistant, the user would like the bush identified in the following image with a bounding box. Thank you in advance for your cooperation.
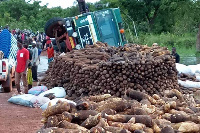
[125,32,197,56]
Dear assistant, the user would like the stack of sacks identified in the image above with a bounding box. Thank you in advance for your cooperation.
[8,86,67,108]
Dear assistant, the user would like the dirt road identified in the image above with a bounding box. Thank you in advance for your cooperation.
[0,54,48,133]
[0,88,43,133]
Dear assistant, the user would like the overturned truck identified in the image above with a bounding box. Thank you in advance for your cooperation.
[44,8,126,52]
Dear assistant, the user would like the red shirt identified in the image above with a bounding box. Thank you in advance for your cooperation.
[16,48,29,73]
[47,47,54,59]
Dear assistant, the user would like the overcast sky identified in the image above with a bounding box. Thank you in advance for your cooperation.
[33,0,100,8]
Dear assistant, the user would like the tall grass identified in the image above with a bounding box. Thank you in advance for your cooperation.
[125,32,197,57]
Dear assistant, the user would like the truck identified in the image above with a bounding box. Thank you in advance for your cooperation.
[0,29,18,92]
[44,0,126,51]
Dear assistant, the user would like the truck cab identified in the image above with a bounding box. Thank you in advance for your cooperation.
[73,8,126,48]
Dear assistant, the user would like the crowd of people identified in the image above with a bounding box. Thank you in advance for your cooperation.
[0,24,55,95]
[14,36,55,95]
[1,25,68,95]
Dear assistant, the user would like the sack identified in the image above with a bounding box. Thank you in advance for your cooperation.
[8,94,35,107]
[40,98,76,110]
[27,68,33,85]
[188,65,200,75]
[176,63,192,75]
[196,76,200,81]
[28,86,48,96]
[38,87,66,98]
[178,80,200,88]
[30,95,50,107]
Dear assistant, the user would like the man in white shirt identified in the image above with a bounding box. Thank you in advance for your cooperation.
[31,43,39,81]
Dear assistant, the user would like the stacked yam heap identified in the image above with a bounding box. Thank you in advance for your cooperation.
[37,90,200,133]
[41,42,179,98]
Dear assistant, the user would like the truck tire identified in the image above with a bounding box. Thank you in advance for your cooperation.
[44,17,66,38]
[2,74,12,92]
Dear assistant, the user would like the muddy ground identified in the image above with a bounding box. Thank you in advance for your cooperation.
[0,54,48,133]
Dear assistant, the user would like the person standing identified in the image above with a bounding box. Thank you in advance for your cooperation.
[21,32,25,43]
[23,44,33,90]
[77,0,86,14]
[46,43,54,64]
[32,43,39,82]
[15,39,29,94]
[172,47,180,63]
[45,36,51,48]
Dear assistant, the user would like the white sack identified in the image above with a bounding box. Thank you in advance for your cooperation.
[178,80,200,88]
[30,95,50,107]
[176,63,192,75]
[38,87,66,98]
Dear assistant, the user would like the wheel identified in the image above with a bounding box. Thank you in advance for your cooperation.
[44,17,66,38]
[2,74,12,92]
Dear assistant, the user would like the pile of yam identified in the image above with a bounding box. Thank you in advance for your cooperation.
[41,42,179,98]
[36,89,200,133]
[178,73,200,82]
[177,73,200,95]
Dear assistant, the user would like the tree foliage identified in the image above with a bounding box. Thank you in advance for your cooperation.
[0,0,199,35]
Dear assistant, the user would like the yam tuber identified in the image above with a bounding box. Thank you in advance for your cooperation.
[173,122,200,133]
[59,120,89,132]
[161,126,175,133]
[96,118,109,128]
[46,115,59,128]
[81,113,102,129]
[133,130,145,133]
[90,127,105,133]
[104,126,131,133]
[170,114,189,123]
[128,117,136,124]
[96,98,129,112]
[42,101,70,118]
[126,89,147,101]
[74,110,98,120]
[36,127,88,133]
[101,109,116,118]
[105,114,152,127]
[153,122,161,133]
[132,108,147,115]
[76,101,90,110]
[88,94,111,102]
[105,114,133,123]
[61,111,74,122]
[108,121,145,132]
[134,115,153,127]
[143,127,154,133]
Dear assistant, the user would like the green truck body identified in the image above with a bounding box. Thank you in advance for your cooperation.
[71,8,126,48]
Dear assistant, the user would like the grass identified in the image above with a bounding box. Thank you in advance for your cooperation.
[125,32,198,57]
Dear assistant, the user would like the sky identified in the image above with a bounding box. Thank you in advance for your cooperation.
[35,0,100,8]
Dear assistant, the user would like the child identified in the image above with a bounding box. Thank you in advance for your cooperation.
[44,42,54,64]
